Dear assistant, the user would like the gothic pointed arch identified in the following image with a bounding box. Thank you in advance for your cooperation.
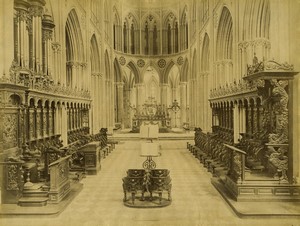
[240,0,270,72]
[201,33,210,72]
[90,34,100,74]
[216,7,233,60]
[168,64,180,89]
[65,8,85,88]
[104,50,111,80]
[114,58,122,82]
[127,61,140,83]
[142,13,160,55]
[243,0,270,40]
[90,34,101,133]
[163,61,176,84]
[140,61,161,83]
[163,11,179,54]
[144,66,160,102]
[104,0,110,40]
[181,5,188,50]
[191,49,197,80]
[113,6,121,51]
[124,12,140,54]
[215,6,233,86]
[180,59,189,82]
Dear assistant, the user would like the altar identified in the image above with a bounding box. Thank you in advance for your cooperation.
[131,98,171,133]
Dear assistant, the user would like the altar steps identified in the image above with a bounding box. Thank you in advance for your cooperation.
[18,184,49,207]
[22,188,48,197]
[18,197,48,207]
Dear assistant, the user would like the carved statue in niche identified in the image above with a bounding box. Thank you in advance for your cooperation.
[268,79,289,144]
[3,114,18,144]
[267,146,288,181]
[247,54,264,76]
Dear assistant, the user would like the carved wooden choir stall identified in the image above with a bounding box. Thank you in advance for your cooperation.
[188,59,299,201]
[0,126,113,209]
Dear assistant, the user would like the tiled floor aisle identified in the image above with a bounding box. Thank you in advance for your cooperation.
[1,140,299,226]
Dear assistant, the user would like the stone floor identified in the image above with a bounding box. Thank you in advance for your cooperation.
[1,139,300,226]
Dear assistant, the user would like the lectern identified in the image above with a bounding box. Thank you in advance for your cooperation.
[140,142,159,169]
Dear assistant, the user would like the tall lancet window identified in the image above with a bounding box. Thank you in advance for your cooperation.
[186,24,188,49]
[130,24,135,54]
[123,22,127,53]
[167,24,171,54]
[113,24,116,49]
[113,7,121,51]
[153,23,158,55]
[175,22,179,53]
[145,22,149,55]
[181,8,188,51]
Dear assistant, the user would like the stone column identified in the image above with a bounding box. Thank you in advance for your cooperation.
[29,106,36,140]
[105,80,110,127]
[110,80,115,127]
[116,82,124,124]
[55,104,60,135]
[135,29,139,54]
[49,106,53,135]
[247,104,252,136]
[160,83,169,113]
[67,107,70,132]
[239,104,246,135]
[42,105,47,137]
[29,2,44,73]
[0,0,14,78]
[98,74,104,128]
[189,79,195,127]
[233,103,240,144]
[52,43,60,83]
[71,108,75,131]
[124,87,132,128]
[180,82,187,125]
[42,13,54,75]
[74,108,78,130]
[61,105,68,146]
[252,104,258,137]
[14,1,29,68]
[258,104,264,135]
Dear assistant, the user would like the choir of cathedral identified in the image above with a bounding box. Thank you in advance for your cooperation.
[0,0,299,215]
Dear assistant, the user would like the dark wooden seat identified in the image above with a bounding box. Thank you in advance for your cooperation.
[122,177,145,204]
[127,169,145,177]
[150,169,169,177]
[149,176,172,204]
[122,169,172,205]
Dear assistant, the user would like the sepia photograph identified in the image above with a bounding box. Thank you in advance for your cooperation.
[0,0,299,225]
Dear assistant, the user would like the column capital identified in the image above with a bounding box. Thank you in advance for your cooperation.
[28,5,44,17]
[160,83,169,87]
[134,83,144,88]
[52,42,61,52]
[115,81,124,88]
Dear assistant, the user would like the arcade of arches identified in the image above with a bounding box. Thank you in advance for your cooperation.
[0,0,300,221]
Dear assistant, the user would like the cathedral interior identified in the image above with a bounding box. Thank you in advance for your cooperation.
[0,0,300,225]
